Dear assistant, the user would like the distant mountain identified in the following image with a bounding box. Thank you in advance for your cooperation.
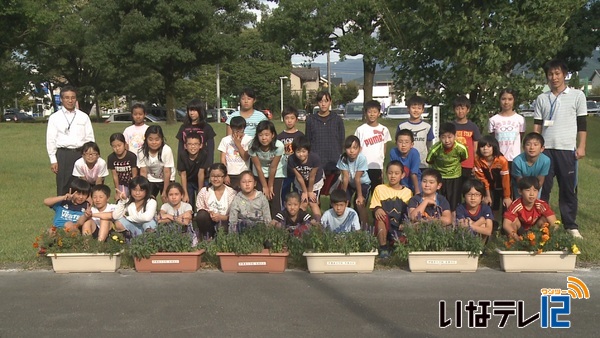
[295,49,600,85]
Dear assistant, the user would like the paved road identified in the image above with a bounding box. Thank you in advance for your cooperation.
[1,268,598,337]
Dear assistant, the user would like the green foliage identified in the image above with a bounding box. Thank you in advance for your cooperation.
[336,82,360,106]
[379,0,586,128]
[129,223,195,259]
[394,221,484,260]
[499,222,580,254]
[557,0,600,72]
[298,226,378,254]
[221,29,292,112]
[34,227,125,256]
[214,224,290,255]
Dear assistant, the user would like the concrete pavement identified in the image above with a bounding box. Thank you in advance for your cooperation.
[1,267,598,337]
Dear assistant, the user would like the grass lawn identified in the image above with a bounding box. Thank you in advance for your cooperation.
[0,116,597,268]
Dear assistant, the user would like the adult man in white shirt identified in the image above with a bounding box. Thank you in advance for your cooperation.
[46,86,95,195]
[533,59,587,238]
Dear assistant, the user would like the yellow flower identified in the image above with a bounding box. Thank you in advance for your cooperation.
[572,244,580,255]
[112,235,118,241]
[540,241,546,247]
[119,240,124,244]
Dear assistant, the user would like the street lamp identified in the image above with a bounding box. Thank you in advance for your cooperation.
[279,76,288,121]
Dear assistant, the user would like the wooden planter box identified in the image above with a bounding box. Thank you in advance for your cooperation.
[217,250,288,273]
[496,249,578,272]
[303,251,378,273]
[48,253,121,273]
[408,251,479,272]
[134,250,205,272]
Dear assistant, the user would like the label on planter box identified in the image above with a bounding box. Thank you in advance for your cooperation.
[238,261,267,266]
[326,261,357,266]
[426,260,457,265]
[152,259,180,264]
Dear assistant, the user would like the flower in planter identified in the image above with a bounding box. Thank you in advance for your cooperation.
[394,220,484,260]
[500,221,580,253]
[498,221,579,254]
[129,222,197,260]
[33,227,126,256]
[297,225,378,254]
[214,223,291,255]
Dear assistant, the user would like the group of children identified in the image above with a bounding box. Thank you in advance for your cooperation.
[45,88,559,258]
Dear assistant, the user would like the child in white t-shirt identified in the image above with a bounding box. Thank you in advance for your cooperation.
[81,184,121,241]
[123,103,149,156]
[73,141,109,185]
[354,100,391,194]
[218,116,252,190]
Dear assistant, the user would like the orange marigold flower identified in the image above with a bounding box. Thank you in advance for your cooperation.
[541,227,549,234]
[530,240,536,247]
[504,241,512,248]
[537,249,543,254]
[527,232,535,241]
[541,234,549,242]
[542,222,549,228]
[51,226,57,232]
[33,242,39,248]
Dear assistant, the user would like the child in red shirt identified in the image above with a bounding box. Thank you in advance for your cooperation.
[503,176,556,241]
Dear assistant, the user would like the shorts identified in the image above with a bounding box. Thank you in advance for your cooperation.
[347,183,371,207]
[441,177,462,211]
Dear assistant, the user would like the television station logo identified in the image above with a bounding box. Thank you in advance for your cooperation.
[439,276,590,329]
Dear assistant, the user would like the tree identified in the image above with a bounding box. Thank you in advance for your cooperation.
[87,0,259,123]
[221,28,291,115]
[380,0,586,126]
[557,0,600,72]
[261,0,387,103]
[338,81,360,106]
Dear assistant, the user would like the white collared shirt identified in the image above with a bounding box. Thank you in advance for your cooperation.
[46,108,95,163]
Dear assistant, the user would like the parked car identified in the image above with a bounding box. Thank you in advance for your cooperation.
[343,102,364,120]
[331,108,345,117]
[146,107,186,122]
[518,103,534,117]
[384,105,431,120]
[218,108,236,122]
[3,112,35,122]
[586,101,600,115]
[297,109,307,121]
[104,113,162,123]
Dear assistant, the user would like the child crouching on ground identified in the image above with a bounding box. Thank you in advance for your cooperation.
[158,182,195,242]
[456,179,493,238]
[80,184,122,241]
[43,178,91,232]
[370,160,413,258]
[112,176,158,237]
[320,189,360,233]
[407,169,452,226]
[271,192,315,236]
[503,176,557,241]
[228,171,271,232]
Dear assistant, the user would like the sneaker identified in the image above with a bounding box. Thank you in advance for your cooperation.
[378,250,390,259]
[568,229,583,239]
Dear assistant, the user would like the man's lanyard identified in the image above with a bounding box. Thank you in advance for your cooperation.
[547,88,566,120]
